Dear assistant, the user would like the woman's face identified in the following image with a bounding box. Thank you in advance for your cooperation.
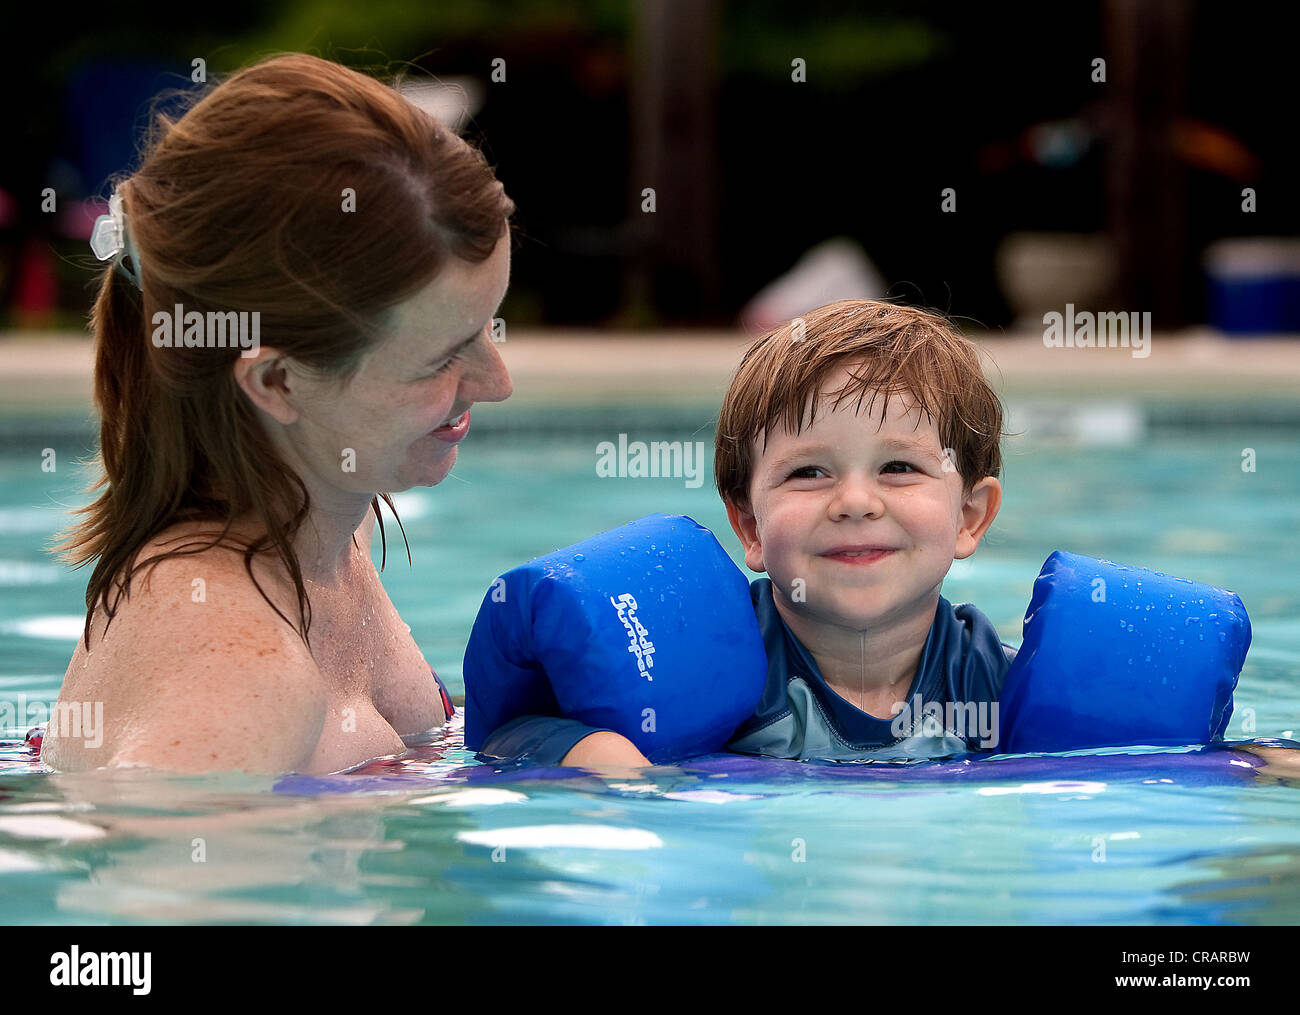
[257,230,513,497]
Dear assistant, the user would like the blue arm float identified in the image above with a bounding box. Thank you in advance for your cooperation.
[999,551,1251,753]
[464,514,769,764]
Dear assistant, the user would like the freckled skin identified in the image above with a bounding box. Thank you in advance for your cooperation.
[44,232,514,776]
[258,233,514,496]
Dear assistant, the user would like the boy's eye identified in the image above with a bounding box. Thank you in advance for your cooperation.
[787,466,827,480]
[882,460,917,474]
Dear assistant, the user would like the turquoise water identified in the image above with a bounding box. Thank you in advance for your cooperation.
[1,401,1299,924]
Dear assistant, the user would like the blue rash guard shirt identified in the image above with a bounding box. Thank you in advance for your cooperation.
[476,577,1017,766]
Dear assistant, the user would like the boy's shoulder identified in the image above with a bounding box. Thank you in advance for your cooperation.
[946,598,1019,666]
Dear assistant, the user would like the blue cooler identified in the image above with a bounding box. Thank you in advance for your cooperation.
[1203,238,1300,335]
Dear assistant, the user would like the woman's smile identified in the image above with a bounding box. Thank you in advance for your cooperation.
[430,409,470,443]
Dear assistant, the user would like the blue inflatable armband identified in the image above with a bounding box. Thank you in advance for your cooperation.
[1000,551,1251,753]
[464,514,769,763]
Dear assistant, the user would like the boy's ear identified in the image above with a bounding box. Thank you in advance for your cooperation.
[955,477,1002,560]
[724,496,767,574]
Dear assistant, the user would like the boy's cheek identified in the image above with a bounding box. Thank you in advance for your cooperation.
[757,516,809,571]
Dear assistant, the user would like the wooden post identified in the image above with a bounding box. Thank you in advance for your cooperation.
[630,0,722,322]
[1104,0,1191,327]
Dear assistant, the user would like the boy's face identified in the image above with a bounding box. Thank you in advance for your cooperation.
[726,364,1001,635]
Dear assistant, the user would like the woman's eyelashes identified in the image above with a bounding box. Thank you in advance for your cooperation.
[421,326,487,378]
[423,337,479,377]
[427,350,465,376]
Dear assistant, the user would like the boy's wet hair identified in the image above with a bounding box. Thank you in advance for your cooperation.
[715,299,1005,506]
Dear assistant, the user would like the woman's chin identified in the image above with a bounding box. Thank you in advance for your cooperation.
[405,444,458,487]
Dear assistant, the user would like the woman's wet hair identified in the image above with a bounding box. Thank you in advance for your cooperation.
[57,52,514,649]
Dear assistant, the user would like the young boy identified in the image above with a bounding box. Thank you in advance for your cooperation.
[481,299,1014,767]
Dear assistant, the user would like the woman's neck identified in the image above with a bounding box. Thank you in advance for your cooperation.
[290,496,376,585]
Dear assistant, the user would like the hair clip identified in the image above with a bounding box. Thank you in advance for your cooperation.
[90,192,144,291]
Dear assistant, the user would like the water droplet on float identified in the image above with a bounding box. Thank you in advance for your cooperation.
[654,565,664,574]
[574,553,585,562]
[1145,655,1151,663]
[1218,632,1227,643]
[1127,624,1134,633]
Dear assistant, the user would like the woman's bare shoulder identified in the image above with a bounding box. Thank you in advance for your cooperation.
[104,521,308,663]
[48,522,328,773]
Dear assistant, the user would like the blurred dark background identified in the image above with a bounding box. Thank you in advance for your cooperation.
[2,0,1297,333]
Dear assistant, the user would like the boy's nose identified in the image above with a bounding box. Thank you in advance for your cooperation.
[828,477,886,520]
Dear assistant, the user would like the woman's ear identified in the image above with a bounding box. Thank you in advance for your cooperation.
[233,347,302,425]
[955,477,1002,559]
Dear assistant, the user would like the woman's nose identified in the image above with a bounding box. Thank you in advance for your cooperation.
[463,333,513,403]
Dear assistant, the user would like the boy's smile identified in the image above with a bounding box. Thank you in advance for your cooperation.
[726,364,1001,702]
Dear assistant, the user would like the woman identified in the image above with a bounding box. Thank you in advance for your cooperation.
[41,53,517,775]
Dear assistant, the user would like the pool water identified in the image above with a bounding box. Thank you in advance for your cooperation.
[1,401,1298,925]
